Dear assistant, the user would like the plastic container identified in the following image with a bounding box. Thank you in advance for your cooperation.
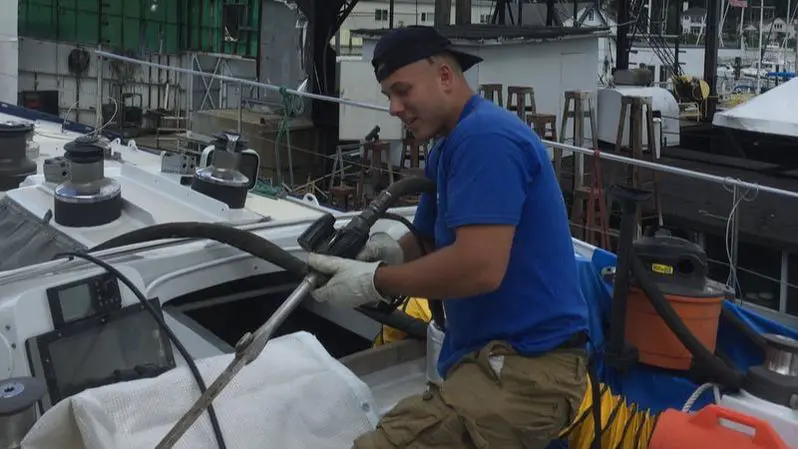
[720,390,798,448]
[633,234,709,292]
[649,404,791,449]
[624,283,724,370]
[426,322,445,385]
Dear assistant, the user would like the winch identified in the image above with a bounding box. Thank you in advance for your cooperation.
[190,131,251,209]
[0,376,46,449]
[53,135,122,227]
[0,121,37,191]
[720,333,798,445]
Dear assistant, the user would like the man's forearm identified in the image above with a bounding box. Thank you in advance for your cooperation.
[374,244,500,299]
[397,232,434,263]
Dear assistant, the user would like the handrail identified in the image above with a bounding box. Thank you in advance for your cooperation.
[95,49,796,202]
[95,50,392,113]
[544,140,798,200]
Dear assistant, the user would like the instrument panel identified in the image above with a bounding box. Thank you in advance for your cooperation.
[47,272,122,329]
[24,271,175,411]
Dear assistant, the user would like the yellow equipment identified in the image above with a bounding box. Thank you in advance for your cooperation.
[372,297,432,346]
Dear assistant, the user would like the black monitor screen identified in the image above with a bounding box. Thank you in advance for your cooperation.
[37,301,175,404]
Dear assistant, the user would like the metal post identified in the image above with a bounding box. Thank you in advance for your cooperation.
[237,81,243,133]
[728,184,741,296]
[186,53,194,130]
[95,45,103,129]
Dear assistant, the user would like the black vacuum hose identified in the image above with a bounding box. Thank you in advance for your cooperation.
[91,222,308,275]
[630,254,745,390]
[89,177,438,341]
[89,222,431,339]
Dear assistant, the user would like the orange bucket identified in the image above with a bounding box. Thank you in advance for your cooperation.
[624,284,724,371]
[649,405,790,449]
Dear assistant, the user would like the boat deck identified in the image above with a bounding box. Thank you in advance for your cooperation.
[340,339,429,416]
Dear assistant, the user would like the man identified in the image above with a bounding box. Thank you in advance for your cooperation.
[307,26,589,449]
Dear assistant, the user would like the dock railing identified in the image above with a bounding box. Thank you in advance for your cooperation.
[94,49,798,321]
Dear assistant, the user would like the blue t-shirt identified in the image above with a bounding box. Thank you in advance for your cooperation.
[412,95,589,378]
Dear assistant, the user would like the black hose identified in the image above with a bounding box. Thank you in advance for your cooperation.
[54,251,228,449]
[381,211,445,330]
[607,197,637,359]
[90,222,308,276]
[89,222,431,336]
[351,176,435,231]
[357,303,427,339]
[373,177,443,330]
[89,177,438,342]
[630,254,745,390]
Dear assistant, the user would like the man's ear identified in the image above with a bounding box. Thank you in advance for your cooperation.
[438,63,456,89]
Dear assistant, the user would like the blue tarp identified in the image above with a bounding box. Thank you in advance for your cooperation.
[576,248,798,414]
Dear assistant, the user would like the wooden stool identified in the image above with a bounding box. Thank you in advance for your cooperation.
[401,137,430,169]
[525,112,560,180]
[525,113,557,140]
[479,84,504,106]
[359,140,395,205]
[559,90,599,240]
[507,86,536,120]
[330,185,356,211]
[615,95,662,229]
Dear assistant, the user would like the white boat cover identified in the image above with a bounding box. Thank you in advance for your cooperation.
[22,331,381,449]
[712,77,798,138]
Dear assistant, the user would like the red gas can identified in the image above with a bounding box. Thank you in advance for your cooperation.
[649,404,790,449]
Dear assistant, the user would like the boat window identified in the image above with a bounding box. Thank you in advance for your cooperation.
[0,196,85,272]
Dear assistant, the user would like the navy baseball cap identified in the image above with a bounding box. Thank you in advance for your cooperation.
[371,26,483,82]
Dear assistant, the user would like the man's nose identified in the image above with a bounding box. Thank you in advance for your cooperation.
[389,98,404,117]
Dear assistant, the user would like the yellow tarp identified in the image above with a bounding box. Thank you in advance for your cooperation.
[373,297,432,346]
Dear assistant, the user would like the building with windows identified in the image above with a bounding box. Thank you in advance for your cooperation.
[337,0,496,52]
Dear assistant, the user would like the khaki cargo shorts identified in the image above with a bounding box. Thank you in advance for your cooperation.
[353,340,588,449]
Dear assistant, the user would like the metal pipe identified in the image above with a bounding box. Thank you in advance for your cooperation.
[543,140,798,200]
[154,272,320,449]
[95,45,103,128]
[95,50,391,113]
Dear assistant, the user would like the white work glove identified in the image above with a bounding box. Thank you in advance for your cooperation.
[356,232,404,265]
[307,253,390,307]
